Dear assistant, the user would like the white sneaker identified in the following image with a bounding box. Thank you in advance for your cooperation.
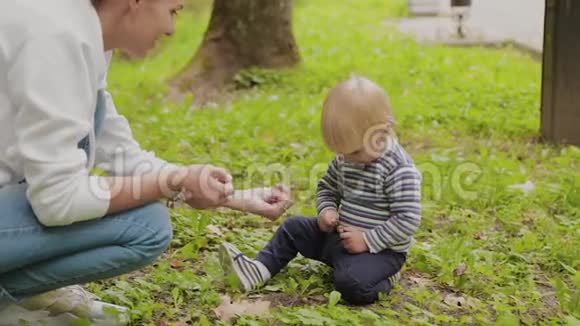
[219,243,271,292]
[0,285,129,326]
[0,304,76,326]
[388,271,402,287]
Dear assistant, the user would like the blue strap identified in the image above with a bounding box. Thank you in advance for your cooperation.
[78,90,107,156]
[20,90,106,185]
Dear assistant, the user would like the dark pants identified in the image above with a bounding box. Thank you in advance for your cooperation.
[256,216,407,305]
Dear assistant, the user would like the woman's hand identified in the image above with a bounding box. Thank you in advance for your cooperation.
[225,184,293,220]
[169,165,234,209]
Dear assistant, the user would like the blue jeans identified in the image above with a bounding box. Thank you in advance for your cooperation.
[0,183,173,305]
[256,216,407,305]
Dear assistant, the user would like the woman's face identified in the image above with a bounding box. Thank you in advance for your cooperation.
[122,0,184,57]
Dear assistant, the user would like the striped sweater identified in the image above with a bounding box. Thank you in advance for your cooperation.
[316,137,422,253]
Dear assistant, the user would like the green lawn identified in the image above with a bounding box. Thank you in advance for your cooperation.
[93,0,579,324]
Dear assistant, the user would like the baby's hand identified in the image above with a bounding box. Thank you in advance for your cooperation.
[338,226,369,254]
[319,209,339,232]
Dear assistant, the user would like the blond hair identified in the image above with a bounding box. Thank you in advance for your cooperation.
[321,76,395,154]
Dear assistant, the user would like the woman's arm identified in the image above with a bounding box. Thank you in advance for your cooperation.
[8,34,113,226]
[106,165,234,215]
[104,168,181,214]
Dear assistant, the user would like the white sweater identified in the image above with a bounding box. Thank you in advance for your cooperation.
[0,0,172,226]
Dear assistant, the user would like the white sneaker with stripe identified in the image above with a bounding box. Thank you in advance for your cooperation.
[219,243,271,292]
[388,271,402,287]
[0,285,129,326]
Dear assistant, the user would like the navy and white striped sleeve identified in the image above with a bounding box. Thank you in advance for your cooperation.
[364,165,422,253]
[316,158,342,215]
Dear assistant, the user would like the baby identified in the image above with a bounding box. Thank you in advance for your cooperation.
[220,76,422,305]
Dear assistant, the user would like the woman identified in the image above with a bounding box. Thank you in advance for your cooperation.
[0,0,292,324]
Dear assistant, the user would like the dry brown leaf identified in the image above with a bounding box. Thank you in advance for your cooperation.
[174,317,191,326]
[474,231,486,240]
[206,224,225,237]
[408,276,434,286]
[523,210,539,225]
[170,259,183,269]
[443,293,466,308]
[453,264,468,277]
[214,295,271,323]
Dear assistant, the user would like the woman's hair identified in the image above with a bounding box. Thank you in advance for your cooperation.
[321,75,396,155]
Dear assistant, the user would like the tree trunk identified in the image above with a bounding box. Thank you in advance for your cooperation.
[541,0,580,145]
[172,0,300,104]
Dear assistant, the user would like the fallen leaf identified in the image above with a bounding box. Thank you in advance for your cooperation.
[214,295,270,323]
[310,295,327,304]
[408,276,434,286]
[174,318,191,326]
[443,293,466,308]
[523,210,538,224]
[453,264,467,277]
[508,181,535,195]
[290,143,302,149]
[263,284,284,292]
[206,224,225,237]
[170,259,183,269]
[474,231,486,240]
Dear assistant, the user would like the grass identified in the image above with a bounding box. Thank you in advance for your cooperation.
[92,0,579,324]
